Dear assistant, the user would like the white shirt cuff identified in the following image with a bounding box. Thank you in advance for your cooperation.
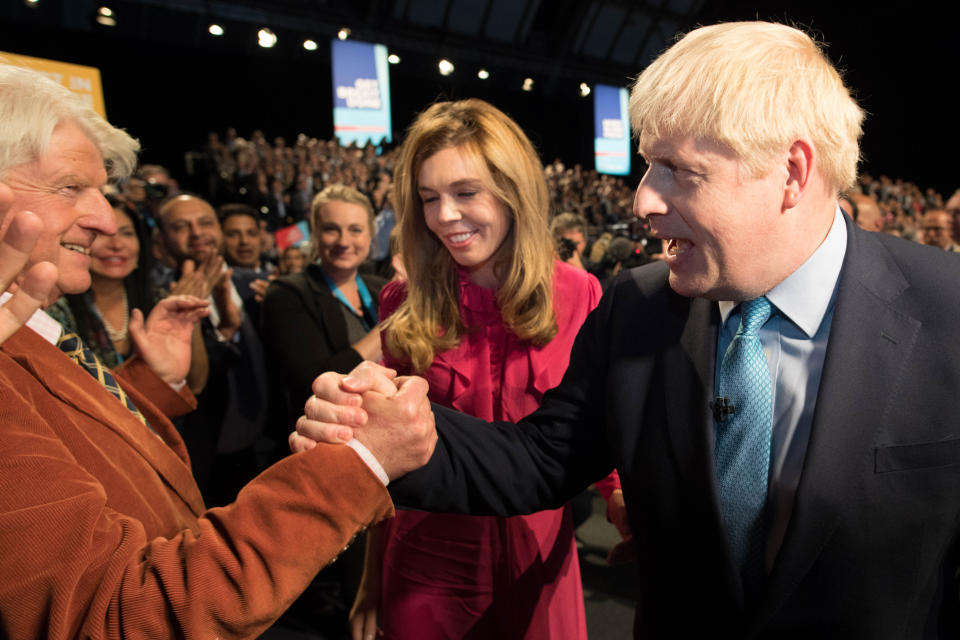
[345,439,389,486]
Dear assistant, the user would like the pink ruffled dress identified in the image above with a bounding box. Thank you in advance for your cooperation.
[377,260,603,640]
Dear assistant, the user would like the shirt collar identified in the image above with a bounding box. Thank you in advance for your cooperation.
[0,291,64,345]
[718,205,847,337]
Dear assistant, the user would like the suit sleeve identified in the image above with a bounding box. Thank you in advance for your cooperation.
[114,353,196,418]
[0,357,394,639]
[389,272,619,515]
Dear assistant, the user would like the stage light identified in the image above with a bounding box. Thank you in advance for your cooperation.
[303,39,318,51]
[96,6,116,26]
[208,24,224,36]
[337,28,351,41]
[387,53,401,64]
[579,82,591,97]
[438,59,455,76]
[477,68,490,80]
[258,28,277,48]
[24,0,40,7]
[522,77,534,92]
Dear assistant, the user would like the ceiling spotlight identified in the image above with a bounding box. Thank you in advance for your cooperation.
[25,0,40,7]
[438,59,454,76]
[96,5,116,26]
[522,77,534,92]
[208,23,224,36]
[258,27,277,48]
[477,68,490,80]
[303,39,318,51]
[579,82,591,97]
[337,27,351,41]
[387,53,401,64]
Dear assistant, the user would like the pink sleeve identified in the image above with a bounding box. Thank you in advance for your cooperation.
[378,280,408,370]
[594,470,622,500]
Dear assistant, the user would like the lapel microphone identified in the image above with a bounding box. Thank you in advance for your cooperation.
[712,396,735,423]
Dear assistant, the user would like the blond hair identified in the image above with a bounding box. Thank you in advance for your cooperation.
[308,184,374,261]
[387,99,557,372]
[0,62,139,179]
[630,22,864,193]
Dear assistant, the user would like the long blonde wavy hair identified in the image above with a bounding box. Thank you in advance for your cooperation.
[385,99,558,373]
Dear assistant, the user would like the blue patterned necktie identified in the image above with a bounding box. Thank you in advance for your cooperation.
[714,296,773,584]
[57,332,153,432]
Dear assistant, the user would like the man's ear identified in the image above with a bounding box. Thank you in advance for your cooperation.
[783,140,814,210]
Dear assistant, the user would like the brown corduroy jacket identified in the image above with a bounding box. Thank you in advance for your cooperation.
[0,323,393,639]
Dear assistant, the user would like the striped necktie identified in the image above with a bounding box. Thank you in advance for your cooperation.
[57,332,153,432]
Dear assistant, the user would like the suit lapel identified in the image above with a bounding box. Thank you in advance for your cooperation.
[6,328,205,515]
[758,220,921,621]
[303,265,350,348]
[663,294,718,493]
[662,292,747,602]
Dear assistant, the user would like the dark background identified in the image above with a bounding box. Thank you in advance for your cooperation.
[1,1,955,195]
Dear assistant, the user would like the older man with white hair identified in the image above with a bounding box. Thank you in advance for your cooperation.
[299,22,960,638]
[0,63,434,638]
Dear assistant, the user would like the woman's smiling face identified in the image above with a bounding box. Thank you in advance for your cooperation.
[418,145,512,289]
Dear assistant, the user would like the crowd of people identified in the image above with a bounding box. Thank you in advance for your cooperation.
[2,18,960,639]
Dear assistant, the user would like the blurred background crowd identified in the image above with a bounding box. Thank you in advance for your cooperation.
[120,129,960,286]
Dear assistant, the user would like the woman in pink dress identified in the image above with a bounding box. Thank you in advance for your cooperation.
[350,99,622,640]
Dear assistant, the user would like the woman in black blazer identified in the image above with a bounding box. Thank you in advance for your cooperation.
[262,184,386,432]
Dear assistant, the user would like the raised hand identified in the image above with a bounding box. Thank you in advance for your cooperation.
[169,255,224,299]
[129,295,209,385]
[0,187,59,345]
[249,278,270,304]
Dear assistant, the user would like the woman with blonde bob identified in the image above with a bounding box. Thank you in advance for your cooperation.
[350,99,611,640]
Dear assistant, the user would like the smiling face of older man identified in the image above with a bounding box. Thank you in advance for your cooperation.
[1,120,116,306]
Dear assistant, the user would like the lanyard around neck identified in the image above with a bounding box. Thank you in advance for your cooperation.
[321,270,378,331]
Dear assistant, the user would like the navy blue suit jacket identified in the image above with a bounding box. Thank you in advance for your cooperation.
[391,216,960,638]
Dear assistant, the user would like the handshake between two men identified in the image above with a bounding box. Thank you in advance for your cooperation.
[292,362,439,483]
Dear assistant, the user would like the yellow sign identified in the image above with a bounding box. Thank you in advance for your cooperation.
[0,52,107,118]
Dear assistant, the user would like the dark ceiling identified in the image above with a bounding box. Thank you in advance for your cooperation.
[6,0,710,92]
[2,1,959,193]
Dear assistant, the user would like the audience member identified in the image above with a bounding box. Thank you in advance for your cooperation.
[220,203,265,270]
[156,195,270,507]
[921,208,960,251]
[550,211,592,270]
[850,192,884,232]
[258,218,280,272]
[278,244,307,275]
[262,185,385,431]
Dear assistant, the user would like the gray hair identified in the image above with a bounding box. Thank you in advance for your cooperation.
[0,62,140,179]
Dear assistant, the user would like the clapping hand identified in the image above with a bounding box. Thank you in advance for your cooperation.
[129,295,210,385]
[169,256,224,299]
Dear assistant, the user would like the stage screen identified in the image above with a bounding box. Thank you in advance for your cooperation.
[1,51,106,117]
[331,39,392,147]
[593,84,630,176]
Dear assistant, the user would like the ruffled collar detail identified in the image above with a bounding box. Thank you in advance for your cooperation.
[457,266,500,317]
